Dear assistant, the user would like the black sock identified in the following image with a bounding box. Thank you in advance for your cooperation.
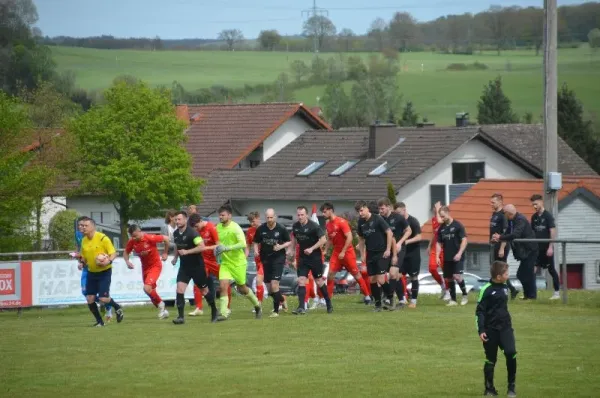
[318,284,331,306]
[272,291,280,313]
[449,280,457,302]
[388,279,397,300]
[506,354,517,385]
[203,289,217,310]
[108,298,121,311]
[396,278,405,301]
[176,293,185,318]
[216,290,221,299]
[371,283,381,307]
[506,279,517,294]
[458,279,468,295]
[88,303,103,324]
[297,286,306,309]
[484,361,495,390]
[411,279,419,300]
[381,281,392,300]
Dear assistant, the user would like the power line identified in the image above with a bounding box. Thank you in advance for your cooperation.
[301,0,329,55]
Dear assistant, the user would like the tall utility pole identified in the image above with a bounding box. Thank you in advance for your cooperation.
[543,0,559,290]
[301,0,329,55]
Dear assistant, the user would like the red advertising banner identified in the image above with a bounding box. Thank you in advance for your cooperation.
[0,262,32,308]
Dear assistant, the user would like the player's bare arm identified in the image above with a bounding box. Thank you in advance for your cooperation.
[179,239,206,255]
[436,242,443,265]
[274,240,291,252]
[305,235,327,255]
[357,237,366,262]
[383,228,393,258]
[406,232,422,245]
[399,226,411,252]
[548,227,556,256]
[454,237,468,261]
[161,235,170,260]
[123,249,134,269]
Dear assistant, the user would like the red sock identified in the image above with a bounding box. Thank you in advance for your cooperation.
[256,284,264,302]
[430,266,444,287]
[360,270,371,295]
[308,277,316,298]
[227,285,232,309]
[148,289,162,307]
[356,276,370,297]
[327,279,334,298]
[402,275,409,300]
[193,285,203,310]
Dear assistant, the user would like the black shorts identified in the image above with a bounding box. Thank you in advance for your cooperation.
[536,250,555,269]
[86,268,112,298]
[442,259,465,278]
[483,328,517,361]
[390,245,406,270]
[297,256,325,279]
[401,251,421,277]
[366,251,389,276]
[177,264,209,289]
[263,258,285,283]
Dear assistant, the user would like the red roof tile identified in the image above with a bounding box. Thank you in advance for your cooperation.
[178,103,332,178]
[422,177,600,244]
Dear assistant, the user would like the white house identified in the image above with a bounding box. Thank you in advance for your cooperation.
[197,123,596,225]
[421,178,600,290]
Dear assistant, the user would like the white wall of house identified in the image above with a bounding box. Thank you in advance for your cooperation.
[35,196,67,240]
[262,115,313,162]
[555,196,600,290]
[66,196,119,227]
[396,139,535,225]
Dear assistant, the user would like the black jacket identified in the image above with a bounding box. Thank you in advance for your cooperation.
[475,280,512,334]
[499,212,538,261]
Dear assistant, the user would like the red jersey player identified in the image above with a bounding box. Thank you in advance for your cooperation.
[189,214,231,316]
[427,201,448,299]
[321,202,371,304]
[123,224,170,319]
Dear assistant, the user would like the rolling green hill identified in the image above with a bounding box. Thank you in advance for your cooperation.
[52,46,600,126]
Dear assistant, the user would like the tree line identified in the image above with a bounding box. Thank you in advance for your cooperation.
[42,3,600,54]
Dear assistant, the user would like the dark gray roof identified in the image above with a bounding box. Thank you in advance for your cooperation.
[197,124,596,215]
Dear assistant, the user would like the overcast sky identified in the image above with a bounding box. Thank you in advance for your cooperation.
[35,0,587,39]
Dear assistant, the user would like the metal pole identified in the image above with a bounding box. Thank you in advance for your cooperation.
[17,253,23,317]
[543,0,559,291]
[561,242,568,304]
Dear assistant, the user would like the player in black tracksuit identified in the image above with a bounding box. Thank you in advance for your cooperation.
[489,193,519,299]
[476,261,517,397]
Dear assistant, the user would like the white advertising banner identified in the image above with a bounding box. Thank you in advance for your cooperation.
[31,256,195,306]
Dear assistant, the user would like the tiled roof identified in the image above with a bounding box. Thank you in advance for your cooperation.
[421,177,600,244]
[196,124,597,216]
[180,102,332,177]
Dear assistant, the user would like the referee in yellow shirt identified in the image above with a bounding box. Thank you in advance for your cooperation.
[78,217,124,326]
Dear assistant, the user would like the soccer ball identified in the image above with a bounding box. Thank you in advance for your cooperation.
[96,253,110,267]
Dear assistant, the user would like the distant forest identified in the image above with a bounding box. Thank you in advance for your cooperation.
[42,2,600,53]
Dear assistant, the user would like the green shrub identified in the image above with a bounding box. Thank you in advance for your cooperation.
[48,210,79,250]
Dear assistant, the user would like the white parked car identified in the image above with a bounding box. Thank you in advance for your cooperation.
[407,272,477,295]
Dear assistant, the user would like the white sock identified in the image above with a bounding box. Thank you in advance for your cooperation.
[158,301,165,310]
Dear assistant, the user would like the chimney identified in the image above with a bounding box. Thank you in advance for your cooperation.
[368,122,400,159]
[176,104,189,126]
[455,112,469,127]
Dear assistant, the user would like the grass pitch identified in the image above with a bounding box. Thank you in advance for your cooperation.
[1,291,599,397]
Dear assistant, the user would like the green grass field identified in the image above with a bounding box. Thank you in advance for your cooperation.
[53,46,600,126]
[2,291,599,397]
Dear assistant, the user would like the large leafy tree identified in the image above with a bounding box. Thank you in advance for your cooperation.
[557,84,599,172]
[67,81,203,243]
[476,76,519,124]
[303,15,336,51]
[0,92,54,252]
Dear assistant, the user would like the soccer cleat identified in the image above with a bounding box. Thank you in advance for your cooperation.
[216,314,229,322]
[172,317,185,325]
[363,296,372,305]
[210,311,218,323]
[188,308,204,316]
[92,322,105,327]
[383,298,391,306]
[550,291,560,300]
[116,309,124,323]
[439,290,447,300]
[461,296,469,306]
[443,291,451,301]
[372,306,382,312]
[269,312,279,318]
[408,302,417,309]
[158,309,169,319]
[308,301,318,310]
[483,388,498,396]
[446,301,458,307]
[105,315,113,323]
[254,306,262,319]
[326,303,333,314]
[511,290,519,300]
[507,383,516,397]
[292,307,307,315]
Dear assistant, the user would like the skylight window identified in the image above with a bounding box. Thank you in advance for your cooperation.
[297,161,327,176]
[330,160,360,176]
[368,162,389,176]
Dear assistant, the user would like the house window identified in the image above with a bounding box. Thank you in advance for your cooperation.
[113,237,120,249]
[91,212,113,224]
[466,251,481,271]
[297,161,327,176]
[430,185,446,209]
[596,260,600,283]
[452,162,485,184]
[330,160,360,176]
[368,162,388,176]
